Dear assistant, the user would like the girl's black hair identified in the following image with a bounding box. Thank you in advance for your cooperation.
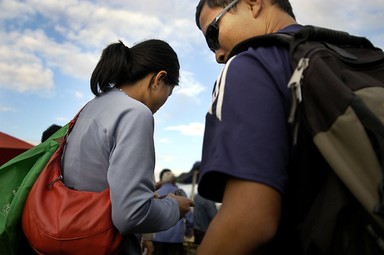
[195,0,295,29]
[90,39,180,96]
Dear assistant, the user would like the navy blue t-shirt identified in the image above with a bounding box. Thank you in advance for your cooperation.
[198,24,302,202]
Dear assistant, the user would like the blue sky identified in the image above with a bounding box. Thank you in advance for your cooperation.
[1,0,383,179]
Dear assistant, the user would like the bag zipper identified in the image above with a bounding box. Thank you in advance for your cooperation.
[47,175,63,189]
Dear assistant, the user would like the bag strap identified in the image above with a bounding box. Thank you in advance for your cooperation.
[64,104,88,139]
[59,103,88,178]
[228,33,292,59]
[228,25,376,61]
[293,25,375,48]
[350,96,384,217]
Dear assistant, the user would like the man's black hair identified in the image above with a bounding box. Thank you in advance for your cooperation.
[159,168,171,181]
[195,0,295,29]
[41,124,62,142]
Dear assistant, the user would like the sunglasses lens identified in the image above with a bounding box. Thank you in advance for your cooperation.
[206,25,219,52]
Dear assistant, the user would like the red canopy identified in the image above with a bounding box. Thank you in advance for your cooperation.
[0,131,34,166]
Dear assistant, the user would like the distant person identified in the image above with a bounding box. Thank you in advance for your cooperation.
[188,161,217,245]
[153,169,193,255]
[56,39,193,254]
[41,124,62,142]
[193,193,217,245]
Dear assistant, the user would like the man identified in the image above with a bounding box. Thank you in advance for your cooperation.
[195,0,300,254]
[41,124,62,142]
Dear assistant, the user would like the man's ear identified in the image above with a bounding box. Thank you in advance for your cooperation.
[246,0,263,18]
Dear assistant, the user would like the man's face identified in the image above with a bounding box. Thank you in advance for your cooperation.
[199,0,271,63]
[199,2,236,63]
[203,0,240,53]
[199,1,258,63]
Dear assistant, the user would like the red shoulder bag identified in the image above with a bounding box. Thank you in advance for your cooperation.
[22,108,123,254]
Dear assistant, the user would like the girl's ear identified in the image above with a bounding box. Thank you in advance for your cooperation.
[154,71,168,87]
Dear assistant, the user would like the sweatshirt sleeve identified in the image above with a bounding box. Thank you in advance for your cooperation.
[107,104,179,234]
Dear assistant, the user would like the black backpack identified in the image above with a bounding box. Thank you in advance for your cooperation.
[229,26,384,254]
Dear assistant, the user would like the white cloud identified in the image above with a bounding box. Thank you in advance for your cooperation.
[0,0,34,21]
[291,0,384,38]
[74,91,85,99]
[159,138,171,144]
[176,71,206,98]
[17,30,96,79]
[0,42,54,92]
[0,0,203,94]
[0,105,15,112]
[166,122,204,137]
[0,27,97,93]
[157,154,175,163]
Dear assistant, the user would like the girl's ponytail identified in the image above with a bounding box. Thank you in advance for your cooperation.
[90,41,132,96]
[90,39,179,96]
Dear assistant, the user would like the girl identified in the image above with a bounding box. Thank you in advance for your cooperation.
[62,39,193,254]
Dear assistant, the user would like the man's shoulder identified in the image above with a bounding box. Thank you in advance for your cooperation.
[228,24,303,60]
[278,23,303,34]
[226,42,292,78]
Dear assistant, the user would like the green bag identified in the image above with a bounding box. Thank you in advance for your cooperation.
[0,124,68,255]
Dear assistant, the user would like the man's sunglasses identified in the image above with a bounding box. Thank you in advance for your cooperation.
[205,0,239,52]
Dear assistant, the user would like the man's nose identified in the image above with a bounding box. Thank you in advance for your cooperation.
[215,49,227,64]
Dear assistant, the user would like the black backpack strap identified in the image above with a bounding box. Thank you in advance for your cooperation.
[228,25,376,61]
[294,25,375,48]
[228,33,293,59]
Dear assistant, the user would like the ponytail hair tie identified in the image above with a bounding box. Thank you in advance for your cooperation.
[118,40,131,57]
[124,45,131,59]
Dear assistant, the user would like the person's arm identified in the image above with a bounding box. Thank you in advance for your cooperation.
[141,233,154,255]
[184,209,194,238]
[109,106,181,234]
[197,177,281,255]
